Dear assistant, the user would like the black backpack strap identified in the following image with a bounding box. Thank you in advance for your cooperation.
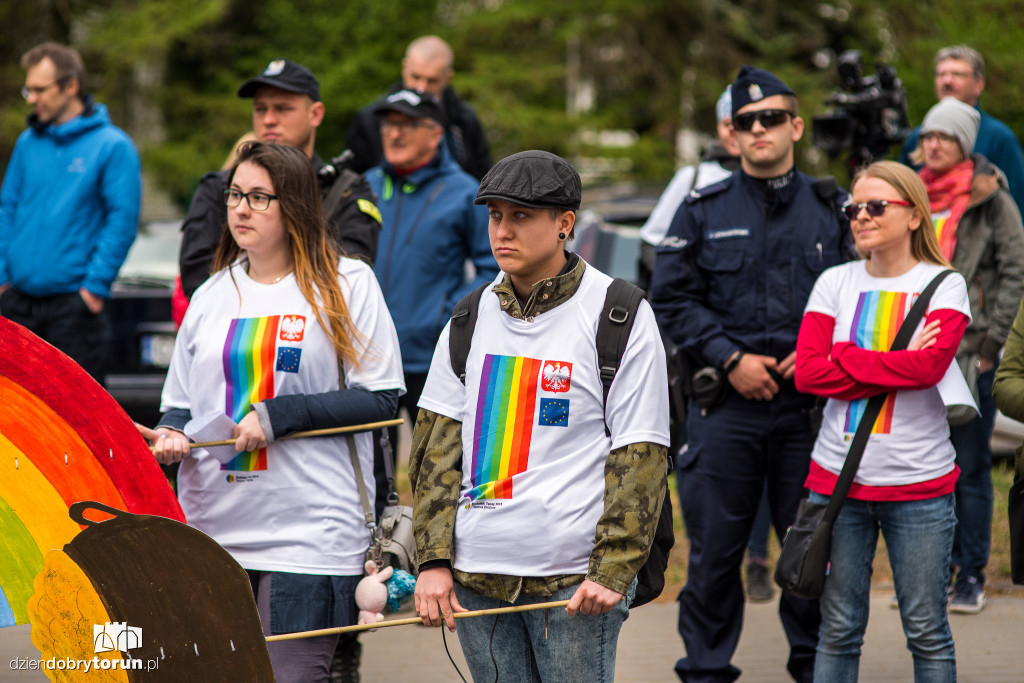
[449,282,490,385]
[596,278,646,435]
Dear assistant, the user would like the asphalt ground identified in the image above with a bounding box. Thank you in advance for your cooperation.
[3,587,1022,681]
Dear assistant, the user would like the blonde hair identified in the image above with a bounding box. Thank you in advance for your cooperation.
[849,160,950,267]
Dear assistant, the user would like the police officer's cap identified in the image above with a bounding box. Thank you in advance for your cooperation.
[371,89,446,126]
[731,65,795,117]
[237,59,321,102]
[475,151,581,211]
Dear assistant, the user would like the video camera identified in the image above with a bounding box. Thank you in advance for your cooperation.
[812,50,911,175]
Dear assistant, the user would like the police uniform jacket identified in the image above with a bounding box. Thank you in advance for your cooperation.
[650,168,849,370]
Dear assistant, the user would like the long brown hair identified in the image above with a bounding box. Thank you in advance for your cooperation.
[850,160,951,268]
[213,141,366,369]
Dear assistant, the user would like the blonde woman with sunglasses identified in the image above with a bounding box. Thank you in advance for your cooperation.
[795,160,970,681]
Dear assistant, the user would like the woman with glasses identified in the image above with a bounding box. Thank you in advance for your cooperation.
[795,161,970,681]
[913,96,1024,614]
[138,141,404,683]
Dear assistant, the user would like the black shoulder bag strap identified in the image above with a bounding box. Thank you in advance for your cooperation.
[596,278,646,435]
[449,282,490,384]
[822,268,956,522]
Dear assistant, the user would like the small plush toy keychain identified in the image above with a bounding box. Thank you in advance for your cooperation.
[355,560,416,625]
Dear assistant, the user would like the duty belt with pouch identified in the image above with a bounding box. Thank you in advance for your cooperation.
[691,351,785,414]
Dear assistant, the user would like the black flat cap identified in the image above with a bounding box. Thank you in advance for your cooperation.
[237,59,321,102]
[475,151,581,210]
[371,89,445,126]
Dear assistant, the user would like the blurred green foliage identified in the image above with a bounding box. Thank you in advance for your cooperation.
[2,0,1024,208]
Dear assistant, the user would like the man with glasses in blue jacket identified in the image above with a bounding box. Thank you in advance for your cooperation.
[0,42,140,381]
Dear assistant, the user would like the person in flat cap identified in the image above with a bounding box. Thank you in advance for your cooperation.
[364,85,497,490]
[651,65,853,682]
[178,58,382,300]
[409,150,669,681]
[345,35,492,180]
[916,95,1024,617]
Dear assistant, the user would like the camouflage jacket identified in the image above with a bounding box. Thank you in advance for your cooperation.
[408,256,668,601]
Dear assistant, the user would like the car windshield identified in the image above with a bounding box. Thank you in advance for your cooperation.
[117,221,181,281]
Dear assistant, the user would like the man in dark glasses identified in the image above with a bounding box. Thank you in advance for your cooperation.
[651,65,852,683]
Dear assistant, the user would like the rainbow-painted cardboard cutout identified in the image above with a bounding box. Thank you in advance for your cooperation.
[0,317,185,627]
[30,501,273,681]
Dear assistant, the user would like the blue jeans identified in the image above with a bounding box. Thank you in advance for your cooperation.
[949,366,997,583]
[811,492,957,683]
[452,580,634,682]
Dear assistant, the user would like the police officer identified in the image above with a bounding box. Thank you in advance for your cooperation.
[650,66,850,683]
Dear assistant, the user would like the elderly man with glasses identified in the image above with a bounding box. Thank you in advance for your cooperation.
[0,42,141,381]
[651,65,854,683]
[366,89,497,455]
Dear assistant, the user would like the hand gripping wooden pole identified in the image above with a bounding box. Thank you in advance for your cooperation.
[265,600,573,642]
[151,418,404,451]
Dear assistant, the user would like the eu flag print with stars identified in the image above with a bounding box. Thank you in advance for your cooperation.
[467,354,547,500]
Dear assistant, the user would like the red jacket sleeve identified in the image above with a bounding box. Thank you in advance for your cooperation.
[795,311,890,399]
[831,308,969,390]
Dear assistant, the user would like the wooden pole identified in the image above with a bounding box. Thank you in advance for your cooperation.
[152,418,404,451]
[265,600,572,642]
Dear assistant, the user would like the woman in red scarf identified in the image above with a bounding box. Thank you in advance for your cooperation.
[915,95,1024,613]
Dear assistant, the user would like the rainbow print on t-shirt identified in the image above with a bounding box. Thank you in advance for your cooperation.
[844,290,913,435]
[467,354,542,500]
[221,315,280,471]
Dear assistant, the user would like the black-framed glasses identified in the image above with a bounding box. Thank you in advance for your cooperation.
[732,109,795,132]
[841,199,913,221]
[224,188,278,211]
[20,81,61,100]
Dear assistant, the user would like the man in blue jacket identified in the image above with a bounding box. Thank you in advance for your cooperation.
[368,89,497,419]
[900,45,1024,213]
[0,42,141,380]
[651,66,850,683]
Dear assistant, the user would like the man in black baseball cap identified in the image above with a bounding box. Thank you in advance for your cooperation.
[178,58,381,299]
[236,58,321,102]
[410,149,669,681]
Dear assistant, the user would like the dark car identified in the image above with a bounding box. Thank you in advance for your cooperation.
[105,220,181,426]
[571,188,658,285]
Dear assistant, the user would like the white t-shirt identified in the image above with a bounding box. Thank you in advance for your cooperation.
[805,261,970,486]
[418,265,671,576]
[161,258,405,575]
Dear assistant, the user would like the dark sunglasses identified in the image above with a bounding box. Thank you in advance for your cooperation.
[841,199,913,221]
[732,109,794,132]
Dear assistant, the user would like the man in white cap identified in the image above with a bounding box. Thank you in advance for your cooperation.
[639,85,740,288]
